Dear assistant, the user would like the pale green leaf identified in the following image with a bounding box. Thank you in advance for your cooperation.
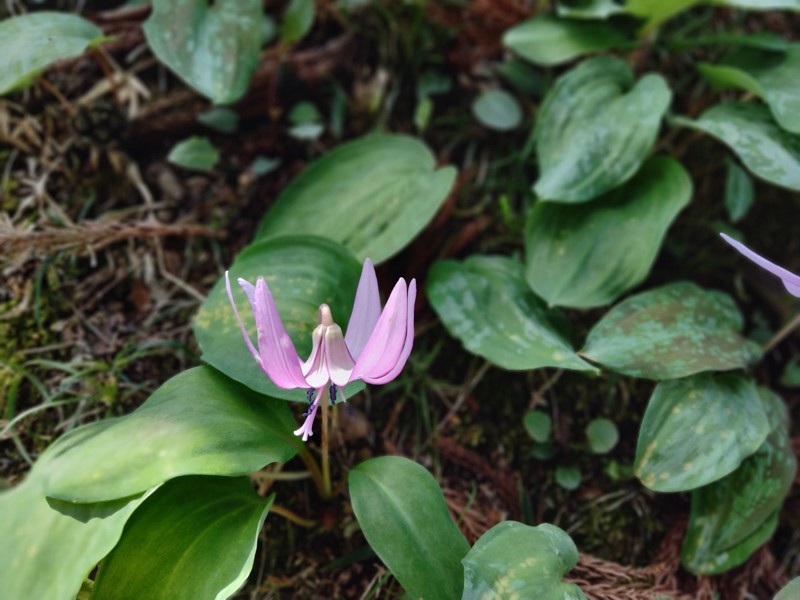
[167,136,220,171]
[280,0,315,43]
[472,89,522,131]
[524,411,552,443]
[776,578,800,600]
[586,418,619,454]
[724,159,754,223]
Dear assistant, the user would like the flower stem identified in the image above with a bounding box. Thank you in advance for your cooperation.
[320,386,332,499]
[270,503,317,528]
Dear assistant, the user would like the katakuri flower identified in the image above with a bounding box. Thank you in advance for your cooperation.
[226,259,416,440]
[721,233,800,297]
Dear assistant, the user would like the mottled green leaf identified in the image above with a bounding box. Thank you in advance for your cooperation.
[41,367,300,503]
[634,373,769,492]
[525,156,691,308]
[534,56,672,203]
[254,135,456,264]
[167,136,219,171]
[462,521,586,600]
[524,411,552,443]
[428,256,596,372]
[681,388,795,574]
[349,456,470,600]
[725,159,754,223]
[91,476,272,600]
[698,46,800,133]
[674,102,800,190]
[586,418,619,454]
[280,0,315,43]
[776,578,800,600]
[471,89,522,131]
[0,463,145,599]
[581,282,761,379]
[0,12,104,94]
[143,0,262,104]
[194,236,364,401]
[503,15,631,67]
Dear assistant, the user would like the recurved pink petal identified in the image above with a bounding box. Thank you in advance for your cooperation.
[345,258,382,360]
[721,233,800,298]
[325,324,355,387]
[349,278,409,383]
[252,278,309,388]
[362,279,416,385]
[226,272,260,364]
[301,325,329,388]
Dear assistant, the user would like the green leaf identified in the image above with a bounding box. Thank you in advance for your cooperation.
[586,418,619,454]
[534,56,672,203]
[724,159,754,223]
[556,0,627,19]
[471,89,523,131]
[461,521,586,600]
[523,411,552,443]
[0,11,104,95]
[503,15,631,67]
[714,0,800,9]
[776,578,800,600]
[254,135,456,264]
[0,472,145,600]
[555,466,582,491]
[681,388,795,574]
[673,102,800,191]
[525,156,692,308]
[428,256,596,372]
[698,46,800,134]
[197,107,239,133]
[625,0,701,32]
[193,236,365,401]
[41,366,300,503]
[634,373,769,492]
[167,136,220,171]
[280,0,315,44]
[349,456,470,600]
[91,476,273,600]
[143,0,263,104]
[581,282,761,379]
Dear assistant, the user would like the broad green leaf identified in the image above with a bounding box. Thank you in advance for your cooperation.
[143,0,262,104]
[525,156,691,308]
[193,236,365,401]
[634,373,769,492]
[524,411,552,443]
[725,159,754,223]
[673,102,800,191]
[555,466,582,490]
[428,256,596,372]
[681,388,795,574]
[556,0,626,19]
[41,366,300,503]
[461,521,586,600]
[625,0,700,32]
[581,282,761,379]
[698,46,800,133]
[714,0,800,8]
[503,15,631,67]
[0,465,145,599]
[280,0,315,43]
[471,89,522,131]
[254,135,456,264]
[586,418,619,454]
[91,476,273,600]
[349,456,470,600]
[0,12,104,95]
[776,578,800,600]
[534,56,672,203]
[167,136,220,171]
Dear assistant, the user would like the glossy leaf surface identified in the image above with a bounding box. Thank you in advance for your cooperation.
[581,282,761,379]
[143,0,262,103]
[254,135,456,264]
[681,388,795,574]
[42,367,300,502]
[194,236,364,401]
[349,456,470,600]
[428,256,596,372]
[91,476,273,600]
[462,521,586,600]
[525,156,691,308]
[534,56,671,203]
[634,373,769,492]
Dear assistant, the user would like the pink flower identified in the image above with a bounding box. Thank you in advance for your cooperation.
[721,233,800,297]
[226,259,416,440]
